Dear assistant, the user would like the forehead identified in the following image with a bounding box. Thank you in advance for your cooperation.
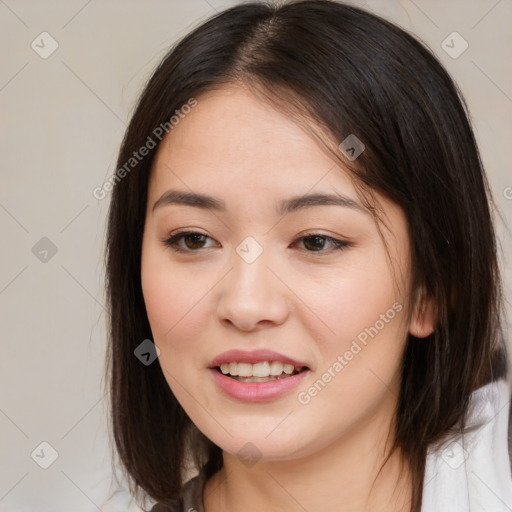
[148,84,358,200]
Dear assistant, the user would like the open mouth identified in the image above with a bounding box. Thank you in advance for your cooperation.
[214,361,309,383]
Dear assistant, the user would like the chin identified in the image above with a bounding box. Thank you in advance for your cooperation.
[201,426,316,464]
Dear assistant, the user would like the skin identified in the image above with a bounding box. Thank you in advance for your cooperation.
[141,83,435,512]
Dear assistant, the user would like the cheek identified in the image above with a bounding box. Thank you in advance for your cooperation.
[302,250,405,353]
[141,246,211,356]
[141,253,214,413]
[296,252,408,422]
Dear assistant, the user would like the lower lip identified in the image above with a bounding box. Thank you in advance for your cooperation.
[209,368,310,402]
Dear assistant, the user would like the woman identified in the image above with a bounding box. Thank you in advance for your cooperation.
[104,1,511,511]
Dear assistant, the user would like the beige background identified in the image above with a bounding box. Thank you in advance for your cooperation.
[1,0,511,510]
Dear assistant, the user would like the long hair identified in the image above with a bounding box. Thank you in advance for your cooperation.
[104,1,509,510]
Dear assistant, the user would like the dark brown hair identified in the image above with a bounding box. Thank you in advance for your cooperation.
[104,1,509,510]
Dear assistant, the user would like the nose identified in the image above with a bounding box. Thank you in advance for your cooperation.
[216,248,290,332]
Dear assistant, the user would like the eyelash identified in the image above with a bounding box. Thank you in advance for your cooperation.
[162,230,351,255]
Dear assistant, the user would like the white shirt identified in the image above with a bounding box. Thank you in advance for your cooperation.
[422,378,512,511]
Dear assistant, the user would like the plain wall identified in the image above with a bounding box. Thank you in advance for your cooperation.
[1,0,511,510]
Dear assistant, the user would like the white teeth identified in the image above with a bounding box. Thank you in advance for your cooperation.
[218,361,304,378]
[237,362,253,377]
[229,362,238,376]
[269,361,284,376]
[283,363,295,375]
[252,361,270,377]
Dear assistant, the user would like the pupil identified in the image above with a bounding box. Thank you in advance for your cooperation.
[304,235,324,251]
[185,234,205,249]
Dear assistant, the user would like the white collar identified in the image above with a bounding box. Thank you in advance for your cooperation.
[422,378,512,511]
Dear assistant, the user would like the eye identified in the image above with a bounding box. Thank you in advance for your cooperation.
[162,231,351,254]
[292,233,351,254]
[163,231,218,252]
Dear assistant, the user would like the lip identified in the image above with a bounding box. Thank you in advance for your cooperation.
[208,349,310,369]
[209,367,310,402]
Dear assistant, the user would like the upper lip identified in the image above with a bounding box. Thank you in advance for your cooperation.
[209,349,310,369]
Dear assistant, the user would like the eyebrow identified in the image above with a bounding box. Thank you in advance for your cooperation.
[152,189,366,215]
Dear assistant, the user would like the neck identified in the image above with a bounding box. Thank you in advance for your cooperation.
[203,409,413,512]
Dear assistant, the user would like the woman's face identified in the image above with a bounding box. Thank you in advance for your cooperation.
[141,84,424,462]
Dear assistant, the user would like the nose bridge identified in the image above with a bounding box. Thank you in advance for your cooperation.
[217,237,289,330]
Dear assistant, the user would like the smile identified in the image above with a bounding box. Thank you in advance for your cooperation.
[218,361,306,381]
